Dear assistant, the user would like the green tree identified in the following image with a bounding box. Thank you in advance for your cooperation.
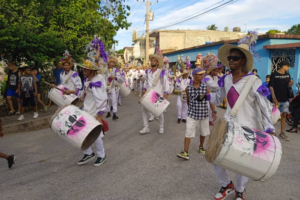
[287,24,300,35]
[206,24,218,30]
[266,29,282,34]
[0,0,131,69]
[116,49,125,54]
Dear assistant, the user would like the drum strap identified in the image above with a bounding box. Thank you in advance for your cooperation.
[152,69,162,87]
[64,71,74,84]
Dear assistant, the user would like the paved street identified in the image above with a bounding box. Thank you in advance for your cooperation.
[0,93,299,200]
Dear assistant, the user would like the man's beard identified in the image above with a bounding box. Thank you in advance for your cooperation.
[151,64,157,68]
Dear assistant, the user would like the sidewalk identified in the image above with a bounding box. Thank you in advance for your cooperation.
[3,105,57,134]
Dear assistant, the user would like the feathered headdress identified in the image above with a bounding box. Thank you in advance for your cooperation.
[238,31,260,60]
[175,55,186,72]
[203,52,220,74]
[60,50,74,66]
[185,56,192,70]
[163,56,169,69]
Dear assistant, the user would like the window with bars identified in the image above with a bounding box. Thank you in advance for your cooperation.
[270,49,295,73]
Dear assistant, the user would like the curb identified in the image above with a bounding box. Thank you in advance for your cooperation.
[3,116,51,134]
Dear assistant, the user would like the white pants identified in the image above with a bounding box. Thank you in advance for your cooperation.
[106,88,118,113]
[139,82,144,96]
[141,106,164,129]
[213,166,248,193]
[207,101,212,121]
[118,94,122,104]
[177,96,188,119]
[83,132,105,158]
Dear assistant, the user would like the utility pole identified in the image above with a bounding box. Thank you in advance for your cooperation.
[145,1,150,66]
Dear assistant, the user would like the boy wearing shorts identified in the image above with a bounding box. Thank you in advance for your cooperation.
[177,68,216,160]
[17,66,39,120]
[6,61,21,115]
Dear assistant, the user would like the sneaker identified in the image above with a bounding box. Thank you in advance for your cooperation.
[155,117,159,120]
[182,119,186,123]
[15,112,21,115]
[177,151,189,160]
[94,155,107,167]
[199,146,206,154]
[177,118,181,124]
[118,103,122,106]
[279,132,290,141]
[149,116,155,122]
[214,181,235,200]
[17,115,25,121]
[159,128,164,134]
[113,115,119,120]
[7,155,16,169]
[8,111,15,116]
[33,112,39,119]
[105,112,111,118]
[286,127,297,133]
[235,191,245,200]
[139,127,150,134]
[209,121,214,126]
[77,153,95,166]
[44,107,48,112]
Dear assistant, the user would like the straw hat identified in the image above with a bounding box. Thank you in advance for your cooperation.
[149,54,164,68]
[77,57,99,71]
[108,55,118,64]
[178,69,191,77]
[218,31,260,72]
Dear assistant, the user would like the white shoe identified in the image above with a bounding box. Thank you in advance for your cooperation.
[155,117,159,120]
[148,116,154,122]
[33,112,39,119]
[18,115,24,121]
[119,103,122,106]
[159,128,164,134]
[139,127,150,134]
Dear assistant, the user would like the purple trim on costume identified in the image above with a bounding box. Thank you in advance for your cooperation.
[89,81,102,89]
[115,77,117,80]
[257,85,270,97]
[176,78,180,83]
[164,92,169,95]
[189,79,193,85]
[84,77,88,83]
[265,129,272,134]
[98,111,104,115]
[121,72,125,76]
[203,77,210,83]
[227,86,239,108]
[206,94,211,101]
[71,72,79,77]
[145,69,148,74]
[115,68,119,73]
[218,74,228,87]
[160,70,166,77]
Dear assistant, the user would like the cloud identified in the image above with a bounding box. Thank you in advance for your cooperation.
[114,0,300,50]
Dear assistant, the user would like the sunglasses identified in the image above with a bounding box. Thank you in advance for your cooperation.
[227,56,242,61]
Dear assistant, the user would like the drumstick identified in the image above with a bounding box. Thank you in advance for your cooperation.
[44,81,64,92]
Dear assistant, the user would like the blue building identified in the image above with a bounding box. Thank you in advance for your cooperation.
[164,34,300,91]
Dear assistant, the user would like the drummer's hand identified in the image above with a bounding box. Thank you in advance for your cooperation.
[96,115,103,123]
[107,83,111,86]
[63,90,72,95]
[212,113,217,121]
[142,89,146,94]
[111,76,115,80]
[270,132,277,137]
[50,84,55,88]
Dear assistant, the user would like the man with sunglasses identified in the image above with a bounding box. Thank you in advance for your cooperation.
[207,38,275,200]
[269,60,293,141]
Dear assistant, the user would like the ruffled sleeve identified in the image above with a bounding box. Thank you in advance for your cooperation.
[160,70,166,77]
[89,81,102,89]
[218,74,228,87]
[71,72,82,94]
[257,85,270,97]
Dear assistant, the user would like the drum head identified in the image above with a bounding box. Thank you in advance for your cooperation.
[205,118,228,163]
[81,124,103,150]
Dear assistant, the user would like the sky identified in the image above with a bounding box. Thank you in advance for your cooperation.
[114,0,300,50]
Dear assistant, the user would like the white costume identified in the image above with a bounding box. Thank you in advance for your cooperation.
[118,69,126,105]
[134,69,144,96]
[210,74,275,193]
[131,69,137,90]
[82,74,108,158]
[105,67,123,114]
[60,70,82,95]
[175,77,191,120]
[141,69,169,130]
[126,69,133,90]
[203,75,219,122]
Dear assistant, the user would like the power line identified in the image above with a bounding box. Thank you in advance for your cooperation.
[149,0,238,31]
[128,2,143,22]
[151,0,172,12]
[153,0,194,16]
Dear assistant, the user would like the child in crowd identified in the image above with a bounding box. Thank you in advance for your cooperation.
[17,66,39,120]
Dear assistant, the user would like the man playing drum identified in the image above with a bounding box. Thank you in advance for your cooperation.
[139,54,169,134]
[59,51,82,96]
[177,68,216,159]
[105,55,122,120]
[207,33,276,200]
[175,69,192,124]
[77,58,108,167]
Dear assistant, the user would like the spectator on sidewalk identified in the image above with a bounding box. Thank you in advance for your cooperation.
[252,69,260,79]
[0,117,15,169]
[6,61,21,116]
[52,62,63,85]
[31,67,47,112]
[269,60,292,141]
[17,66,39,121]
[262,75,271,100]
